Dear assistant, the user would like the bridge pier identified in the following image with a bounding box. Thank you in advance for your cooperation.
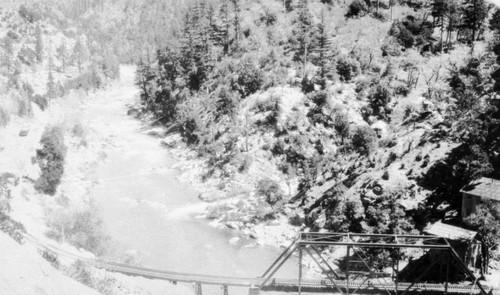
[193,282,202,295]
[248,286,259,295]
[221,284,228,295]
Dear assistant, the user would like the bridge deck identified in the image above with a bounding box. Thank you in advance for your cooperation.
[22,233,489,294]
[263,279,483,294]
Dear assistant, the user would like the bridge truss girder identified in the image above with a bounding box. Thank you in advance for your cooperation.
[259,232,488,295]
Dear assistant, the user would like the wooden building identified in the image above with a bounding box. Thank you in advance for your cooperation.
[460,177,500,220]
[424,221,481,271]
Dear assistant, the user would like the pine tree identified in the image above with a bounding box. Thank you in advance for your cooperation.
[179,2,215,91]
[461,0,488,45]
[314,10,334,89]
[291,0,316,78]
[72,38,88,72]
[490,9,500,32]
[432,0,450,53]
[231,0,241,50]
[445,1,460,49]
[1,36,14,74]
[212,0,230,55]
[156,46,184,121]
[284,0,293,12]
[47,56,57,99]
[489,9,500,89]
[35,25,43,63]
[56,40,68,72]
[136,58,160,117]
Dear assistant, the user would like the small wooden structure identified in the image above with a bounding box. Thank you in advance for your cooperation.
[460,177,500,219]
[424,221,481,271]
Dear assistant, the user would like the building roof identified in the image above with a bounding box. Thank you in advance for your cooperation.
[460,177,500,201]
[424,221,477,240]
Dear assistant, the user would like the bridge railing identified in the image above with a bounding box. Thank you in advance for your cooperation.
[19,231,491,295]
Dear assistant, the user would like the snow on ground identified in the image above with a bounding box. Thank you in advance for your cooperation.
[0,233,100,295]
[1,65,203,295]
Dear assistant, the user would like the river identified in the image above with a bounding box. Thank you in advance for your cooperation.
[82,67,302,294]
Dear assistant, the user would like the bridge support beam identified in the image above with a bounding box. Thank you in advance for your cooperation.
[346,245,350,293]
[445,252,450,295]
[222,284,228,295]
[193,282,202,295]
[298,246,302,295]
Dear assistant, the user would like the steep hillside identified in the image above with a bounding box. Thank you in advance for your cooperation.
[134,0,500,274]
[0,4,148,294]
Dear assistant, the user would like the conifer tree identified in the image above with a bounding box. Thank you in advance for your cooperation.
[231,0,241,50]
[445,1,460,49]
[47,56,57,99]
[72,38,88,72]
[156,46,184,121]
[291,0,316,78]
[314,10,333,89]
[56,40,68,72]
[432,0,449,53]
[1,37,14,74]
[285,0,293,12]
[180,2,215,91]
[489,9,500,89]
[35,25,43,63]
[461,0,488,45]
[212,0,230,55]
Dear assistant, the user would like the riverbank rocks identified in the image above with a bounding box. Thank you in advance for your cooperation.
[229,237,240,244]
[160,134,182,148]
[142,127,165,137]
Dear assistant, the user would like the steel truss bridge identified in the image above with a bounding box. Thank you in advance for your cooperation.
[23,232,491,295]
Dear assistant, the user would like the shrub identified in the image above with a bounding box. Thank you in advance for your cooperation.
[332,109,350,144]
[381,40,402,57]
[346,0,368,18]
[398,26,415,48]
[67,260,116,294]
[42,249,60,268]
[35,126,66,195]
[271,140,286,156]
[256,178,284,209]
[17,99,33,117]
[234,57,264,97]
[389,17,433,49]
[372,11,388,21]
[22,82,34,98]
[101,53,120,79]
[72,122,85,138]
[31,94,48,111]
[46,206,109,255]
[238,154,253,173]
[0,210,26,244]
[253,94,281,128]
[393,82,410,96]
[0,173,16,213]
[336,56,360,82]
[307,91,331,126]
[301,76,315,94]
[288,210,305,226]
[355,76,371,93]
[6,30,19,41]
[260,9,277,26]
[0,107,9,127]
[351,125,377,155]
[368,84,392,119]
[18,4,42,23]
[64,69,104,93]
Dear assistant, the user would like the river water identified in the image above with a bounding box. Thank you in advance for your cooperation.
[83,67,301,293]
